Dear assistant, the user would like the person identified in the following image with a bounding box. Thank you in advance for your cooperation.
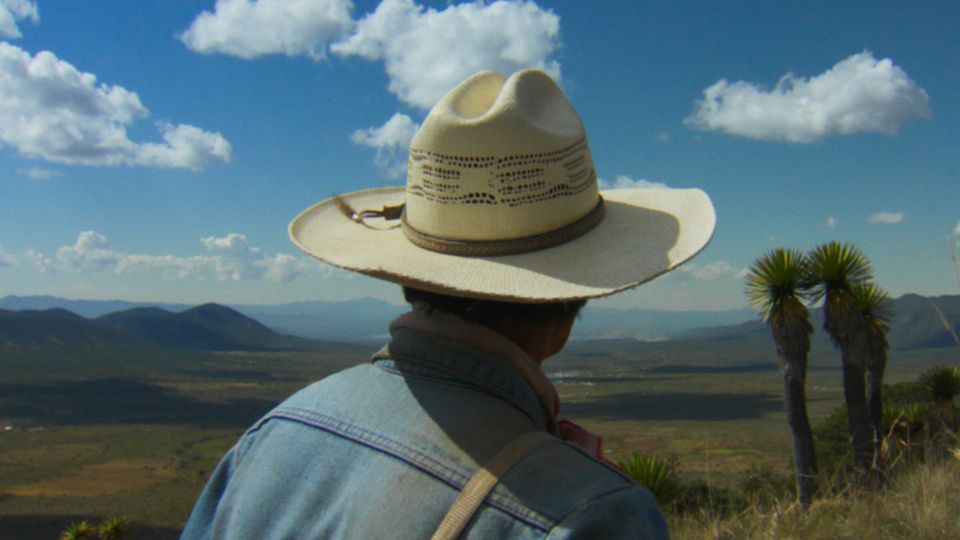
[182,68,715,539]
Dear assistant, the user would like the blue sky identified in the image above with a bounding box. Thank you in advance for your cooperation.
[1,0,958,311]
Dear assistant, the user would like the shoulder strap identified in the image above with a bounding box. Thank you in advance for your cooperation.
[431,431,555,540]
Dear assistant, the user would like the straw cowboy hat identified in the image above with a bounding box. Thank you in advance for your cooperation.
[290,69,715,302]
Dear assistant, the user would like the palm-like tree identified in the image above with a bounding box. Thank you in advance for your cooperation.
[918,365,960,467]
[852,282,894,468]
[746,248,818,506]
[807,241,874,472]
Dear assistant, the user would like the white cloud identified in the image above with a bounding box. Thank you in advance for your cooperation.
[331,0,561,109]
[685,51,930,142]
[826,216,838,229]
[201,232,268,280]
[180,0,354,60]
[655,131,670,143]
[0,42,232,169]
[867,212,904,225]
[598,175,668,190]
[0,0,38,39]
[56,231,121,272]
[954,220,960,237]
[677,260,745,281]
[350,112,418,179]
[136,123,233,170]
[45,230,318,283]
[0,249,16,268]
[24,248,54,272]
[19,166,59,179]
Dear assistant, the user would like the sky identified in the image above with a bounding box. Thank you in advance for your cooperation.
[1,0,959,311]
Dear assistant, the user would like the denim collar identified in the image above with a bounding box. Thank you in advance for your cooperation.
[378,308,556,433]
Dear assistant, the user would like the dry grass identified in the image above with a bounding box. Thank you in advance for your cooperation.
[669,460,960,539]
[4,458,178,497]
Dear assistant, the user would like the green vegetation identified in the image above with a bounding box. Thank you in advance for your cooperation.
[0,299,955,538]
[669,459,960,540]
[59,515,130,540]
[616,454,683,509]
[806,241,880,473]
[745,248,818,506]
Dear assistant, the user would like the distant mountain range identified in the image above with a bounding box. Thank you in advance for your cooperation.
[1,293,958,351]
[678,293,960,352]
[0,302,348,352]
[0,295,754,342]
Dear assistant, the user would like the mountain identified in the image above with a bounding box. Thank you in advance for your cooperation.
[235,298,405,342]
[571,306,755,340]
[0,308,144,349]
[3,293,958,350]
[1,295,755,342]
[1,303,344,352]
[0,295,191,318]
[679,294,960,351]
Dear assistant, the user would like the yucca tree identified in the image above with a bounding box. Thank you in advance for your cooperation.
[918,365,960,467]
[746,248,818,506]
[852,282,894,468]
[807,241,874,472]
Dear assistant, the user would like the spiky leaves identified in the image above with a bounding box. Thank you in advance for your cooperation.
[745,249,818,506]
[919,365,960,404]
[808,241,876,472]
[918,365,960,467]
[807,241,873,351]
[746,248,814,350]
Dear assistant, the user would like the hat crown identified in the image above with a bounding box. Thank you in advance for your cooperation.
[405,69,599,242]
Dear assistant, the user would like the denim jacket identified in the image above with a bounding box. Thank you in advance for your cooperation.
[181,320,668,539]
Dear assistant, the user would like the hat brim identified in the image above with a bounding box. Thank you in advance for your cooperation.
[289,187,715,302]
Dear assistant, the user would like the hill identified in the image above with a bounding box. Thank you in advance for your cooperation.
[679,293,960,352]
[1,303,344,353]
[0,308,143,349]
[1,295,756,342]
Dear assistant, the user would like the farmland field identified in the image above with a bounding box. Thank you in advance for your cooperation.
[0,341,955,539]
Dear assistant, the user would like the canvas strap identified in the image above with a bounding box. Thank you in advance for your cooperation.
[431,431,555,540]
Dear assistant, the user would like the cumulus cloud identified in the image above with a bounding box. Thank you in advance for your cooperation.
[180,0,353,60]
[47,230,317,282]
[136,123,233,170]
[0,42,232,169]
[350,112,418,179]
[24,248,54,272]
[826,216,838,229]
[677,260,746,281]
[685,51,930,142]
[598,175,668,190]
[867,212,904,225]
[56,231,122,272]
[0,0,38,38]
[331,0,561,109]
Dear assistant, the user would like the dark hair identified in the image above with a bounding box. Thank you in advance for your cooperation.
[402,286,586,328]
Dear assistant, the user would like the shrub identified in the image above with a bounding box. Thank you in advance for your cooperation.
[59,521,96,540]
[616,453,684,509]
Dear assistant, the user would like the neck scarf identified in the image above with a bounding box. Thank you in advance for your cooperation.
[389,305,606,461]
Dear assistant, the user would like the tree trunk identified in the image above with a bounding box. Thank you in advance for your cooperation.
[842,356,874,472]
[865,359,886,472]
[782,358,818,507]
